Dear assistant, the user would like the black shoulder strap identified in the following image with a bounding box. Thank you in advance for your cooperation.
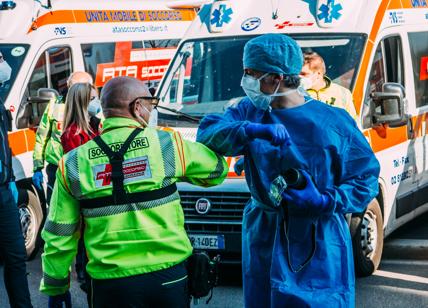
[92,128,143,203]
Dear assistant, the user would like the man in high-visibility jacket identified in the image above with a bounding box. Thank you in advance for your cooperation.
[299,51,358,120]
[32,72,93,204]
[40,76,228,307]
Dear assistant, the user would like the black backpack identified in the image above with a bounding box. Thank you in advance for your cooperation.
[187,251,220,304]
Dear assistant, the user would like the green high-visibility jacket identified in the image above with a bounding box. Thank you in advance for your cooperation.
[40,117,228,296]
[33,97,64,171]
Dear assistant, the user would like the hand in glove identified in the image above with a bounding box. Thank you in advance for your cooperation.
[48,290,72,308]
[234,157,245,176]
[245,123,291,146]
[32,170,43,190]
[282,170,331,212]
[8,181,18,205]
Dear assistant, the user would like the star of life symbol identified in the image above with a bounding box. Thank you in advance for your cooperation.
[318,0,343,23]
[211,4,233,28]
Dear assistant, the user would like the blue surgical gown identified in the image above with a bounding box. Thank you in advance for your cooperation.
[196,97,380,308]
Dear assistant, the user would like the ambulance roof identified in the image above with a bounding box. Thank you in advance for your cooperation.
[182,0,428,40]
[0,0,196,40]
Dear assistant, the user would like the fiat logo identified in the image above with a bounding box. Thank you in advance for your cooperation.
[195,198,211,215]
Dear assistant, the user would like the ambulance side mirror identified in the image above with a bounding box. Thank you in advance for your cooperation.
[16,88,59,129]
[370,82,409,128]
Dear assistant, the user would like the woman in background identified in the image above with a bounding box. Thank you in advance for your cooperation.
[60,82,101,303]
[61,82,101,153]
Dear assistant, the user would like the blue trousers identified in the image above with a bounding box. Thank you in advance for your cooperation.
[0,184,32,308]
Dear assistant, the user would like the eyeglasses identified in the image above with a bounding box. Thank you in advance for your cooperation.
[129,96,159,107]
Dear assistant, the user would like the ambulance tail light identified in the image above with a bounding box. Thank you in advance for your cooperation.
[167,0,211,9]
[0,1,16,10]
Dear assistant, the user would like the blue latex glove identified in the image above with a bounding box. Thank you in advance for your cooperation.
[282,170,331,212]
[48,291,72,308]
[8,181,18,205]
[32,170,43,190]
[245,123,291,146]
[234,157,244,176]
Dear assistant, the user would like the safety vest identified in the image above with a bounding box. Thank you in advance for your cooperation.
[40,117,228,296]
[306,77,358,120]
[33,96,64,170]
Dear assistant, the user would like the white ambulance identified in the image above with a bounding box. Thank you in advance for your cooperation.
[0,0,196,258]
[156,0,428,276]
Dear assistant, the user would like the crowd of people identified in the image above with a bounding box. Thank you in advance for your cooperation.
[0,34,379,308]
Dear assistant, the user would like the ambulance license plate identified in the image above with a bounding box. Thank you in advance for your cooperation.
[189,234,225,250]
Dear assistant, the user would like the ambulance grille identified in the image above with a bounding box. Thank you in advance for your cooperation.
[179,191,250,233]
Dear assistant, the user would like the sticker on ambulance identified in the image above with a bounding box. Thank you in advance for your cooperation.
[11,46,25,57]
[241,17,261,31]
[93,156,152,188]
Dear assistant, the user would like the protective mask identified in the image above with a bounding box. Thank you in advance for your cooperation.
[0,61,12,84]
[88,98,101,116]
[299,76,313,90]
[241,73,297,110]
[241,73,275,110]
[135,104,158,127]
[147,107,158,127]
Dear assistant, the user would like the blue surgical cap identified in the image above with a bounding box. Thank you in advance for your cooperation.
[243,34,303,75]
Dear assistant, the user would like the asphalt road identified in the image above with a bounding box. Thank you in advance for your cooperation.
[2,212,428,308]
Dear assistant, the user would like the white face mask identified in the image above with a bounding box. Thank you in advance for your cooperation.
[0,60,12,84]
[147,107,158,127]
[299,76,313,90]
[240,73,277,110]
[241,73,297,110]
[134,104,158,127]
[88,98,101,116]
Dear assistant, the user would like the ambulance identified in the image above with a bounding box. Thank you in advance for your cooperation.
[156,0,428,276]
[0,0,196,259]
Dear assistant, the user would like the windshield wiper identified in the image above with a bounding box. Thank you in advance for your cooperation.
[157,105,200,123]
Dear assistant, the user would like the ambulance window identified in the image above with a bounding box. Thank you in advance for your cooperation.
[81,42,115,87]
[366,44,386,94]
[362,36,404,128]
[408,32,428,108]
[26,46,72,97]
[134,39,180,49]
[48,47,72,97]
[27,53,48,97]
[366,36,403,95]
[383,36,404,86]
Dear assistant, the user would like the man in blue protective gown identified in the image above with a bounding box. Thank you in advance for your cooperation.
[196,34,380,307]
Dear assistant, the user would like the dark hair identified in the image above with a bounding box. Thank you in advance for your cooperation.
[283,75,300,89]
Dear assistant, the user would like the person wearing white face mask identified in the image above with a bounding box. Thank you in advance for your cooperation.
[61,83,101,153]
[32,71,94,204]
[40,76,228,307]
[299,51,357,120]
[197,34,379,307]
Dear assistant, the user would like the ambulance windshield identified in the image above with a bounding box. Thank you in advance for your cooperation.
[158,34,365,124]
[0,44,29,104]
